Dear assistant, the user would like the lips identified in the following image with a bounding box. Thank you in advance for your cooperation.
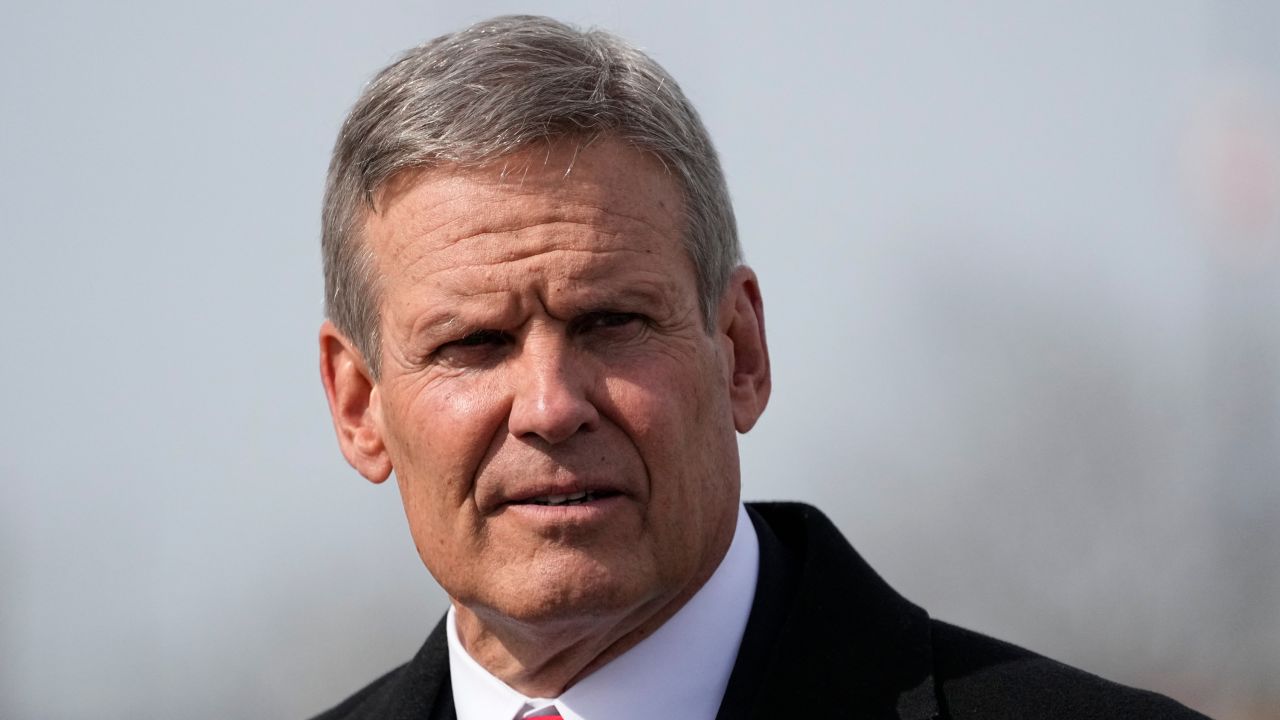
[522,489,619,506]
[500,482,626,509]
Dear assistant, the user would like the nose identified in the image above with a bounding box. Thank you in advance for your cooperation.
[506,333,599,445]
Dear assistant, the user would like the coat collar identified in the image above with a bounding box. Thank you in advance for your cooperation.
[717,502,940,719]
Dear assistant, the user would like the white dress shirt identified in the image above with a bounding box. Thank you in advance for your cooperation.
[447,503,760,720]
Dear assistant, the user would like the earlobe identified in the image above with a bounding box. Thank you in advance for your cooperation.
[319,320,392,483]
[719,267,772,433]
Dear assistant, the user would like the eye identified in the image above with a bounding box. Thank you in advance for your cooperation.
[431,329,511,366]
[572,311,648,337]
[451,329,509,347]
[589,312,642,328]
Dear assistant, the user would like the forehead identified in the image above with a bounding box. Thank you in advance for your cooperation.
[364,139,688,280]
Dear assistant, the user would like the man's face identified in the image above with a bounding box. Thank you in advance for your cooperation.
[322,138,768,632]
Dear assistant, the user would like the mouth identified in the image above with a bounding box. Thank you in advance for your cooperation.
[517,489,622,507]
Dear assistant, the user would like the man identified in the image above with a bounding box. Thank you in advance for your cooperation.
[313,15,1207,720]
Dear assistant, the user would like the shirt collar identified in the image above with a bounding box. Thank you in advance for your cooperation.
[448,502,760,720]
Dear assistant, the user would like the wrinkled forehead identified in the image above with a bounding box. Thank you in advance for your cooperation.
[364,137,690,267]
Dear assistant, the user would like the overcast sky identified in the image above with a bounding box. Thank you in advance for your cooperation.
[3,2,1277,718]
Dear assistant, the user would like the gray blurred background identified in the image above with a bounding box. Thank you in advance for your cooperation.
[3,2,1277,718]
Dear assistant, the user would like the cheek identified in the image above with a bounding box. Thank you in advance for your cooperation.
[381,375,512,504]
[600,349,729,477]
[387,376,513,577]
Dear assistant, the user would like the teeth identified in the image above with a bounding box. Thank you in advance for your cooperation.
[529,491,592,506]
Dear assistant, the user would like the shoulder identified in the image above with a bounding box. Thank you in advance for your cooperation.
[930,620,1209,719]
[309,664,407,720]
[306,618,453,720]
[742,502,1209,719]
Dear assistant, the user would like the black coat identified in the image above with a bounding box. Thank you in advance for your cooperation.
[311,502,1209,719]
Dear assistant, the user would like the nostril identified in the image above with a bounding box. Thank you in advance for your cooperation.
[509,387,599,445]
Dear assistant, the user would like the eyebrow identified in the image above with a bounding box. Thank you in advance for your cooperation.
[409,308,499,344]
[404,291,514,345]
[571,281,670,307]
[406,278,682,340]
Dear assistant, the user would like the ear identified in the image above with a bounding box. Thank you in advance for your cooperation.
[319,320,392,483]
[717,267,772,433]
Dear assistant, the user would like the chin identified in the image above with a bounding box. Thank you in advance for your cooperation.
[482,551,663,629]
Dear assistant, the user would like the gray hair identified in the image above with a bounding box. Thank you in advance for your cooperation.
[321,14,740,377]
